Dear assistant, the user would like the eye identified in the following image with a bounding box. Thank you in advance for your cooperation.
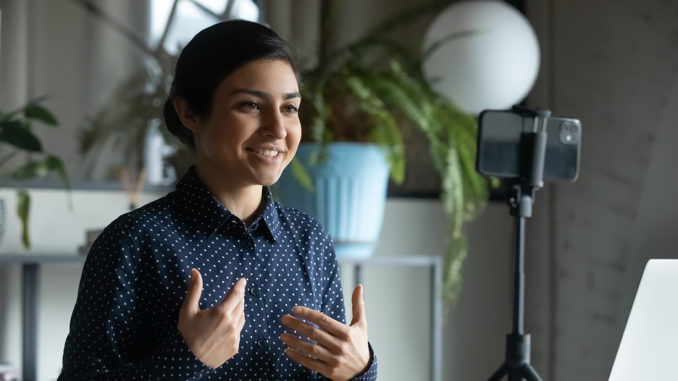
[283,104,299,114]
[239,101,260,110]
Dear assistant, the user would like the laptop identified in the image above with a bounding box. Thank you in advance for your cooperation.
[609,259,678,381]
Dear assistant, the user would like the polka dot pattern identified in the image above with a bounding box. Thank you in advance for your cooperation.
[58,168,377,380]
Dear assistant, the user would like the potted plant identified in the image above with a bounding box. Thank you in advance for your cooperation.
[276,1,490,302]
[0,100,70,248]
[274,40,410,260]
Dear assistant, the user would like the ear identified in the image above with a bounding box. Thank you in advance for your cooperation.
[173,97,201,133]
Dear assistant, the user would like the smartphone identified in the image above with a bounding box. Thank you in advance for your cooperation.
[476,109,582,182]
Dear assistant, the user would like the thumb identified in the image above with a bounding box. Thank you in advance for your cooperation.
[182,268,203,314]
[218,278,247,312]
[350,284,366,327]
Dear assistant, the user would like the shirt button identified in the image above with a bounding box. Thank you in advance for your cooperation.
[249,286,259,296]
[256,338,267,348]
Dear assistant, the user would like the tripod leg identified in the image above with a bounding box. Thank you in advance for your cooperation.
[488,363,508,381]
[520,363,543,381]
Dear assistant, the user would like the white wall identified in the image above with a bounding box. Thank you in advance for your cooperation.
[0,188,513,381]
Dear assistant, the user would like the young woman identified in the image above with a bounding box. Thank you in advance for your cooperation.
[59,20,377,380]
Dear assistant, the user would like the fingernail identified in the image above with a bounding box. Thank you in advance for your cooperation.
[292,306,302,314]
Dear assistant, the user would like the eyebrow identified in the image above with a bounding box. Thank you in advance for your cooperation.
[231,89,301,100]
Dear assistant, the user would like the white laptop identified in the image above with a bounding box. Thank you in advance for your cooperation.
[609,259,678,381]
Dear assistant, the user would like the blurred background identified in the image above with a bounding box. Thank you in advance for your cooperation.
[0,0,677,380]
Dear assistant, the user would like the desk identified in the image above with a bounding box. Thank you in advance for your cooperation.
[1,254,442,381]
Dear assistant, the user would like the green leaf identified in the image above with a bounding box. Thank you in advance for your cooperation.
[289,158,314,192]
[442,235,467,303]
[345,73,406,183]
[369,111,405,183]
[10,155,70,190]
[12,159,51,180]
[442,144,464,231]
[24,104,58,126]
[422,30,483,62]
[44,155,71,190]
[17,190,31,249]
[0,121,43,152]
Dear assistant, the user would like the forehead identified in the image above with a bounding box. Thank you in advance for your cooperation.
[219,59,299,93]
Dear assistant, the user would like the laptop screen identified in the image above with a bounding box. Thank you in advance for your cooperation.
[609,259,678,381]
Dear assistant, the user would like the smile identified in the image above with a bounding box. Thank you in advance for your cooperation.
[248,147,284,158]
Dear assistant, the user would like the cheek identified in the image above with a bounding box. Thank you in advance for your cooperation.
[206,117,247,152]
[286,123,302,157]
[288,119,302,142]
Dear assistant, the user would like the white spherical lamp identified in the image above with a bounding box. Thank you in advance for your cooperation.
[422,1,540,114]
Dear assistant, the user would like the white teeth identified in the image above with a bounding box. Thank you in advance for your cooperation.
[254,149,279,157]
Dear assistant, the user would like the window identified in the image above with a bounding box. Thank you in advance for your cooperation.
[150,0,260,55]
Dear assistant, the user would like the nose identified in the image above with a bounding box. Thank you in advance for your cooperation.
[261,108,287,139]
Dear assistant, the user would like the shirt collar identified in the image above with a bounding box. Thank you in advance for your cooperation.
[260,187,282,242]
[173,167,281,242]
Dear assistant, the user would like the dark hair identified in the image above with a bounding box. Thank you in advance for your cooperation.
[163,20,297,148]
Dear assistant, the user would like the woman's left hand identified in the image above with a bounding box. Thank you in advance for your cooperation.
[280,285,371,381]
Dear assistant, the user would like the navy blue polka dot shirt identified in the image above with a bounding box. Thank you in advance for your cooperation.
[58,168,378,380]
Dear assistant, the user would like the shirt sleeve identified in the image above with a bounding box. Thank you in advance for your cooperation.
[319,243,378,381]
[58,216,213,380]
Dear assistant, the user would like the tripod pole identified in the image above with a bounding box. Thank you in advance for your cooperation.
[488,107,551,381]
[513,209,527,335]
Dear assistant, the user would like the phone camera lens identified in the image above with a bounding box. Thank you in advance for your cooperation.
[559,122,579,145]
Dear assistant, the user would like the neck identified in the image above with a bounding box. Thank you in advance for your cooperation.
[194,164,264,225]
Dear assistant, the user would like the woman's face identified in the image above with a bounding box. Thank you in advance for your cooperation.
[191,59,302,187]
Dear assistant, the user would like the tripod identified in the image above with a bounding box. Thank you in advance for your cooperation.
[487,108,550,381]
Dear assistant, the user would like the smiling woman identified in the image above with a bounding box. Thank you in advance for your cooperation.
[58,20,377,380]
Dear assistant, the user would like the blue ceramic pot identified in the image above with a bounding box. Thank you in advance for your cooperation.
[275,143,389,259]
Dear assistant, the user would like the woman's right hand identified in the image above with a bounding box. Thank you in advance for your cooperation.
[178,268,247,368]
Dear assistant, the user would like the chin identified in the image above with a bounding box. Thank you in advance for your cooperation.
[255,173,283,187]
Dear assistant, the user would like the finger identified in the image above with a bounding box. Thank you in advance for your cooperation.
[280,333,332,362]
[350,284,366,327]
[291,306,348,338]
[284,347,329,375]
[238,309,246,331]
[281,314,342,353]
[226,298,244,320]
[181,268,203,314]
[217,278,246,312]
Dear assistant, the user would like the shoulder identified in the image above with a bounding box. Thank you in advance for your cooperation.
[274,201,331,240]
[109,192,176,233]
[88,192,176,253]
[272,201,338,266]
